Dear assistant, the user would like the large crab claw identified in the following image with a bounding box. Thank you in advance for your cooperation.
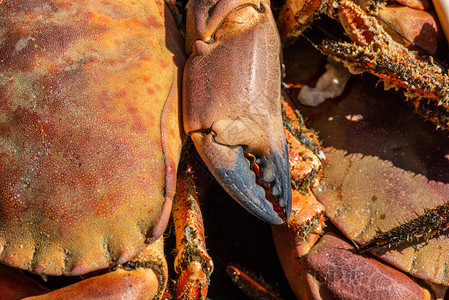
[183,0,291,224]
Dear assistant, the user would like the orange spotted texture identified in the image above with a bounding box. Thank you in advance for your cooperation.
[26,268,159,299]
[173,170,211,299]
[281,97,323,189]
[0,0,184,276]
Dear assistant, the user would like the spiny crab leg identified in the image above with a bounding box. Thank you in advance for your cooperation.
[358,202,449,254]
[278,95,326,255]
[173,165,213,299]
[183,0,291,224]
[322,0,449,130]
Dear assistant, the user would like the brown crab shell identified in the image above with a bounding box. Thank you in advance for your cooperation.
[304,75,449,286]
[0,0,184,276]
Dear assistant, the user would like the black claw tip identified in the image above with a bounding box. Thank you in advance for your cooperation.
[258,145,292,220]
[215,148,283,224]
[215,146,292,224]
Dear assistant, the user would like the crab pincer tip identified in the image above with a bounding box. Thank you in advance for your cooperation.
[215,147,292,225]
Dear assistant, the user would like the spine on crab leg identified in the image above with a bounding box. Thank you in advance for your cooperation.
[322,0,449,131]
[172,165,213,300]
[226,264,284,300]
[358,202,449,253]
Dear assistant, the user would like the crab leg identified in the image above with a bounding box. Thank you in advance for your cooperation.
[0,265,49,298]
[19,167,213,300]
[273,94,437,299]
[273,96,325,255]
[184,0,291,224]
[173,165,213,299]
[23,238,168,299]
[322,0,449,130]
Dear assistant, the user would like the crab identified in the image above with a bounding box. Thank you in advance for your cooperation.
[201,0,449,296]
[266,0,449,297]
[279,0,449,130]
[0,0,294,298]
[1,0,448,298]
[273,73,449,299]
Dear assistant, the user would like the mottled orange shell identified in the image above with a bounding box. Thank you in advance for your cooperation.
[0,0,184,276]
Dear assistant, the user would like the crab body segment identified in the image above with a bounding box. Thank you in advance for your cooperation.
[0,0,291,298]
[0,0,186,275]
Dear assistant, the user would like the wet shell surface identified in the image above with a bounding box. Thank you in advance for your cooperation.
[0,0,184,275]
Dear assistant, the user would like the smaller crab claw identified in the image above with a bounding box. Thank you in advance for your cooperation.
[184,0,291,224]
